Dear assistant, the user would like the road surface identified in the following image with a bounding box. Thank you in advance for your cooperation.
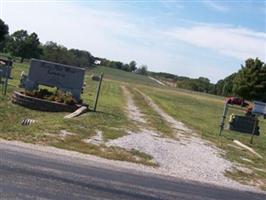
[0,141,265,200]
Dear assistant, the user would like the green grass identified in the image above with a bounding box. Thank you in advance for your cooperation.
[88,65,160,87]
[137,85,266,189]
[0,62,156,165]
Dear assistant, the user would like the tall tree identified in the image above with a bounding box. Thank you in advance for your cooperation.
[0,19,9,42]
[215,73,237,96]
[128,60,137,72]
[6,30,42,62]
[0,19,9,52]
[69,49,94,67]
[136,65,148,75]
[233,58,266,102]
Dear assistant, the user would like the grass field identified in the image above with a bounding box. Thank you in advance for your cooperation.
[89,65,160,87]
[0,62,265,189]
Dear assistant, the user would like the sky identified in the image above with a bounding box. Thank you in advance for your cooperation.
[0,0,266,83]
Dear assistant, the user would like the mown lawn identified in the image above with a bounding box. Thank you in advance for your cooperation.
[89,65,161,87]
[137,85,266,189]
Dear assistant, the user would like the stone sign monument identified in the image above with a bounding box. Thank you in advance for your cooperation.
[20,59,85,100]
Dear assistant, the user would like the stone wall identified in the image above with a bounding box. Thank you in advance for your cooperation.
[12,91,80,112]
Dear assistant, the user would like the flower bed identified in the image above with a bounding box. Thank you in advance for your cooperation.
[12,91,81,112]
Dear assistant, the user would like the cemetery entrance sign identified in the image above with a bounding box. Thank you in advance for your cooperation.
[20,59,85,100]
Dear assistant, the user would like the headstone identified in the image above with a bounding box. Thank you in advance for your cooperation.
[253,101,266,115]
[0,58,13,78]
[20,59,85,100]
[229,115,260,135]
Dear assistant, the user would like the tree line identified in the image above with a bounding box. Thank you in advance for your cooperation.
[156,58,265,102]
[0,19,147,74]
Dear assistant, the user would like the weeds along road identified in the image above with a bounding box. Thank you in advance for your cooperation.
[0,142,265,200]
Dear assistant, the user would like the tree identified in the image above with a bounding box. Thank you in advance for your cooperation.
[136,65,148,75]
[215,73,236,96]
[0,19,9,52]
[41,42,95,68]
[6,30,42,62]
[0,19,9,43]
[42,41,74,65]
[122,63,130,71]
[128,60,137,72]
[176,76,214,93]
[69,49,94,67]
[233,58,266,102]
[25,32,43,59]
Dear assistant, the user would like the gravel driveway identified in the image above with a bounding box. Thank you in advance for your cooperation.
[107,86,251,189]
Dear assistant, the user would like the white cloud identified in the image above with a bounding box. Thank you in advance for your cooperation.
[202,0,229,12]
[2,2,141,58]
[164,25,266,61]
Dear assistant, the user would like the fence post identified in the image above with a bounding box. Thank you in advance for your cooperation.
[3,66,9,95]
[219,103,228,136]
[250,116,258,144]
[93,73,103,112]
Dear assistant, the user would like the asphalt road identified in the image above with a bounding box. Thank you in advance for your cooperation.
[0,142,265,200]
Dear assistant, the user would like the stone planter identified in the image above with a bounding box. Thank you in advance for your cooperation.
[12,91,81,112]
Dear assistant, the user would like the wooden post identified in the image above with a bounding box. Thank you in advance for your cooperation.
[93,73,103,112]
[219,103,228,136]
[250,116,258,144]
[3,67,9,95]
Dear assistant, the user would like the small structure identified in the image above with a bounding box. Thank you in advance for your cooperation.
[94,60,101,65]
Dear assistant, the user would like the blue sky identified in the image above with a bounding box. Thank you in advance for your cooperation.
[1,0,266,82]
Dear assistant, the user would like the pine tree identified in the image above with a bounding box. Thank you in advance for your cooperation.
[233,58,266,102]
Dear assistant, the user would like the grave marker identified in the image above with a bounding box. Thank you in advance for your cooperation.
[0,58,13,95]
[253,101,266,116]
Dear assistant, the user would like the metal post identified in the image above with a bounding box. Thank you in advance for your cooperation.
[250,116,258,144]
[93,73,103,112]
[219,103,228,136]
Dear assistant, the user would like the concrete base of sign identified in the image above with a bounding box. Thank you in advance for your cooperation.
[12,91,82,112]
